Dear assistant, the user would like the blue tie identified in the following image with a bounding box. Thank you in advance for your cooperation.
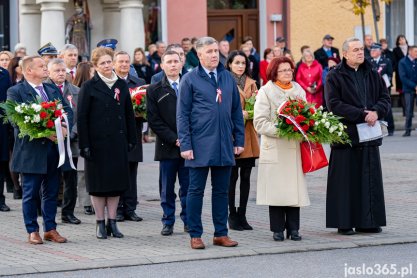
[325,49,332,57]
[209,72,217,85]
[172,82,178,96]
[36,85,49,102]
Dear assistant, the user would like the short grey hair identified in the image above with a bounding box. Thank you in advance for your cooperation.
[47,58,65,70]
[195,37,218,52]
[114,50,130,60]
[342,37,361,52]
[60,44,78,54]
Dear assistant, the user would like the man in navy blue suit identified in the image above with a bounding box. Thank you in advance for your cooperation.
[177,37,245,249]
[7,56,73,244]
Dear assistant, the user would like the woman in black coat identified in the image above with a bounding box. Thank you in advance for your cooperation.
[77,47,137,239]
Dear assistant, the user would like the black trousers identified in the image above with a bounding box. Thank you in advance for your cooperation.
[0,162,6,205]
[61,157,78,216]
[118,162,138,215]
[228,166,252,210]
[269,206,300,232]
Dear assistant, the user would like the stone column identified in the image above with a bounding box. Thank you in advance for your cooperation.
[37,0,68,51]
[102,1,121,42]
[19,1,41,55]
[119,0,145,56]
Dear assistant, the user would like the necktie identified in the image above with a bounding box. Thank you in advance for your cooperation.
[172,82,178,96]
[58,84,63,95]
[70,70,74,79]
[209,72,217,85]
[325,49,332,57]
[36,85,49,102]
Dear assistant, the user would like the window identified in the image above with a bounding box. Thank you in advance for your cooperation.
[207,0,257,10]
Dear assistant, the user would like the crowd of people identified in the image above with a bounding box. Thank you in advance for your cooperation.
[0,31,415,249]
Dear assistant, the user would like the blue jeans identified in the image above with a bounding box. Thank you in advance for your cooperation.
[404,92,416,131]
[187,166,231,238]
[160,158,189,226]
[21,143,60,233]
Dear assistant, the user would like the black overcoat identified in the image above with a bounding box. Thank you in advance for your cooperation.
[146,75,181,161]
[77,73,137,194]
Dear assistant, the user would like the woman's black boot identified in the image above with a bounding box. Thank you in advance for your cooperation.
[96,220,107,239]
[286,230,302,241]
[273,232,284,241]
[228,207,243,231]
[106,219,124,238]
[238,207,253,230]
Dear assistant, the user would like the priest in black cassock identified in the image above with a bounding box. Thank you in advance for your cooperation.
[324,37,391,236]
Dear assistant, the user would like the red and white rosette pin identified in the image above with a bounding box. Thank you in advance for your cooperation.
[67,95,73,108]
[114,88,120,102]
[216,88,222,104]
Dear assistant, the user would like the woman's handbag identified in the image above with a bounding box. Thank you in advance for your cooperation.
[300,141,328,173]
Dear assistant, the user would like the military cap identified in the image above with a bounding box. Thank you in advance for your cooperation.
[38,42,59,56]
[370,43,382,50]
[323,34,335,40]
[97,39,118,50]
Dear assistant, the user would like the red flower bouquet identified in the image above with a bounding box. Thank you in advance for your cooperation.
[129,85,148,119]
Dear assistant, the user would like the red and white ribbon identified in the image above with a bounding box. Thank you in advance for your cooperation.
[114,88,120,102]
[216,88,222,103]
[55,113,76,170]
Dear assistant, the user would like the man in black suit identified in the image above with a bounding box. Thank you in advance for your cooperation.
[45,58,81,224]
[314,34,340,69]
[7,56,73,244]
[113,51,146,222]
[147,50,189,236]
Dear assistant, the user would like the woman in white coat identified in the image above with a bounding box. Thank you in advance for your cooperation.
[253,57,310,241]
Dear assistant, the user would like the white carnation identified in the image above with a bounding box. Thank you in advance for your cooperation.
[321,119,326,123]
[15,106,23,113]
[57,104,63,110]
[32,114,40,123]
[338,132,342,136]
[31,103,42,112]
[325,122,330,128]
[329,127,335,133]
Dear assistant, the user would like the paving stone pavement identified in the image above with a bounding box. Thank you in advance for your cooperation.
[0,134,416,276]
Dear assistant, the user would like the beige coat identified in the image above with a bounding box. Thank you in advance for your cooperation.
[253,81,310,207]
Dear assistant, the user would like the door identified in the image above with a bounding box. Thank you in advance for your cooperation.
[0,0,10,50]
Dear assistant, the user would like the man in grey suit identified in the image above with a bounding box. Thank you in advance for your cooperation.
[7,56,73,244]
[46,58,81,225]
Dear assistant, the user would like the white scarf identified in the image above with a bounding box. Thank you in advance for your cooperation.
[97,71,118,89]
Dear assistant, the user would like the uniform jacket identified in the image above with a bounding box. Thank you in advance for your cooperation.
[325,59,391,147]
[147,75,181,161]
[370,56,393,82]
[314,47,340,69]
[398,56,417,94]
[77,72,137,193]
[237,77,259,159]
[7,80,74,174]
[177,63,245,167]
[253,81,310,207]
[124,74,146,162]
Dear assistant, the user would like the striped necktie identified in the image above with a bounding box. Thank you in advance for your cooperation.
[35,85,49,102]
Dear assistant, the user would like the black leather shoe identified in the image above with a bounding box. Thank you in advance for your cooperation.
[124,212,143,222]
[161,224,173,236]
[84,206,94,215]
[273,232,284,241]
[184,225,189,233]
[286,230,302,241]
[355,227,382,233]
[13,187,22,199]
[338,228,356,235]
[116,214,125,222]
[402,131,411,137]
[0,204,10,212]
[62,214,81,224]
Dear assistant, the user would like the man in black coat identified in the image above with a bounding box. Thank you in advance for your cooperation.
[7,56,73,244]
[325,38,391,236]
[149,41,166,74]
[314,34,340,69]
[113,51,146,222]
[147,50,189,236]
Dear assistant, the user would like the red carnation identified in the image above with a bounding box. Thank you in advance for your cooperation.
[46,120,54,129]
[309,119,315,126]
[54,110,62,117]
[309,107,315,114]
[285,118,293,125]
[301,125,309,132]
[295,115,306,123]
[39,111,48,119]
[41,103,49,109]
[293,126,299,131]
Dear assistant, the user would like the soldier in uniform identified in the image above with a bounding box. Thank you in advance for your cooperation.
[38,43,59,64]
[370,43,394,135]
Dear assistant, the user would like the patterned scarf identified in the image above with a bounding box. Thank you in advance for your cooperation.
[232,72,247,91]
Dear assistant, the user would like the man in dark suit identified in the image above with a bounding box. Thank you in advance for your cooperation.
[45,58,81,224]
[369,43,395,135]
[7,56,73,244]
[113,51,145,222]
[177,37,245,249]
[314,34,340,69]
[149,41,166,74]
[147,50,189,236]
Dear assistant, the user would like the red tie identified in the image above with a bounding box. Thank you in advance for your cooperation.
[70,70,74,79]
[58,84,63,95]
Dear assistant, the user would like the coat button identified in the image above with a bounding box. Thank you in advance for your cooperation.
[118,116,122,119]
[119,130,124,134]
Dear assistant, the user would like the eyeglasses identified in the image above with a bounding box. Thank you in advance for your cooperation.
[277,68,293,73]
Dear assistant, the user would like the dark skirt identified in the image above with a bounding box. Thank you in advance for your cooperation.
[235,157,256,168]
[326,146,386,229]
[89,191,123,197]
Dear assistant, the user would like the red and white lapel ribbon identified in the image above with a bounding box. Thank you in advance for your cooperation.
[114,88,120,102]
[55,113,76,170]
[216,88,222,104]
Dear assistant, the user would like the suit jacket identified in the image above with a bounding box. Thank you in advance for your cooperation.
[314,47,340,69]
[398,56,417,94]
[45,78,80,157]
[7,80,74,174]
[124,74,146,162]
[147,75,181,161]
